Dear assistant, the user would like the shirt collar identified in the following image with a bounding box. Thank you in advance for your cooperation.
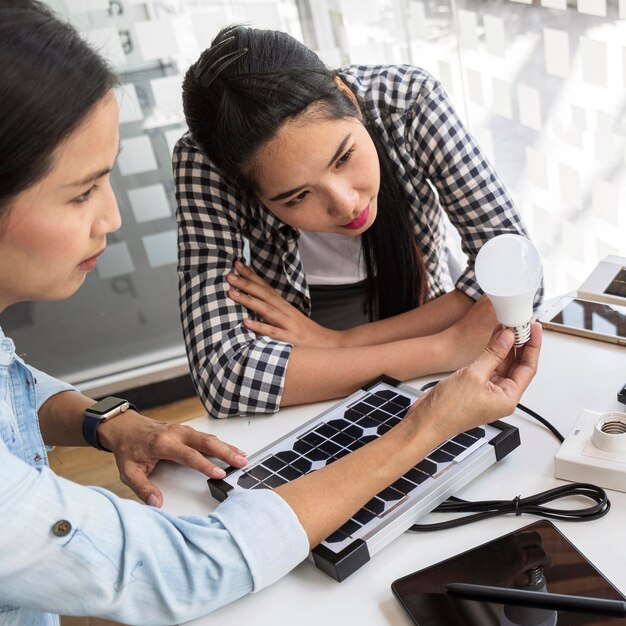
[0,325,15,366]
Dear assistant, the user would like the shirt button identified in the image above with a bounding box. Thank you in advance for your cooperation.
[52,520,72,537]
[33,453,41,462]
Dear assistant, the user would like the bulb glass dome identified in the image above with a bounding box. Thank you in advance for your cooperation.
[475,235,543,344]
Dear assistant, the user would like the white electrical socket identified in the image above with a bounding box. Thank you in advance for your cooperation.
[555,410,626,493]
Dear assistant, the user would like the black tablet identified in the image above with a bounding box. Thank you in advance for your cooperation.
[392,520,626,625]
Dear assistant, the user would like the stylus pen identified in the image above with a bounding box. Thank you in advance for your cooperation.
[446,583,626,617]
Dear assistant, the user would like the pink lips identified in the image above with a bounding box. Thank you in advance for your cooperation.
[79,248,105,272]
[341,205,370,230]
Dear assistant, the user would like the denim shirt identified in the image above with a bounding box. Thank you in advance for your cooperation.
[0,327,309,625]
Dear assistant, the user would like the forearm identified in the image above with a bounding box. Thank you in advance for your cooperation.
[276,404,438,547]
[280,332,458,406]
[278,323,541,549]
[37,390,97,446]
[1,443,307,624]
[339,289,474,347]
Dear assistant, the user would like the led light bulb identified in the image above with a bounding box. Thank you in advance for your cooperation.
[475,234,542,348]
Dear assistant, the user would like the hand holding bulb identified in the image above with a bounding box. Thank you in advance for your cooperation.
[475,235,543,348]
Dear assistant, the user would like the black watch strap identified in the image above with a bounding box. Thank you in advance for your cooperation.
[82,397,137,452]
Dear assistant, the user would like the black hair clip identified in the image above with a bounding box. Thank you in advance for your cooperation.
[192,35,248,89]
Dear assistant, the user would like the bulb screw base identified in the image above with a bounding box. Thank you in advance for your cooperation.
[506,322,531,348]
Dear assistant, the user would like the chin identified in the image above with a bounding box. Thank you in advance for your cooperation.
[43,276,86,302]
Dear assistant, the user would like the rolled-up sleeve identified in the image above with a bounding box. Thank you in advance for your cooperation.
[25,364,77,411]
[174,137,293,418]
[0,439,308,624]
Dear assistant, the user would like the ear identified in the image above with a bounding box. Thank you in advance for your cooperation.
[333,76,362,120]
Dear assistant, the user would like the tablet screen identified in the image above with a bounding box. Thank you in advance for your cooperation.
[551,299,626,339]
[392,520,625,625]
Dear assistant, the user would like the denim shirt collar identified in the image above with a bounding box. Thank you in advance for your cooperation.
[0,325,16,368]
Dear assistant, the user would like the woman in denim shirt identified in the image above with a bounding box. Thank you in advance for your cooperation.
[0,3,541,625]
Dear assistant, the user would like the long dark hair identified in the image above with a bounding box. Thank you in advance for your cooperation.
[0,0,117,217]
[183,25,427,319]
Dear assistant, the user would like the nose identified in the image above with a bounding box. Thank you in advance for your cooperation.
[327,181,360,220]
[91,183,121,238]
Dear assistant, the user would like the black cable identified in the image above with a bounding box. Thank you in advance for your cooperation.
[408,483,610,531]
[517,402,564,442]
[411,381,607,531]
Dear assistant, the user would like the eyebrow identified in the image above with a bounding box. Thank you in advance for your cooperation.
[267,134,352,202]
[64,142,122,188]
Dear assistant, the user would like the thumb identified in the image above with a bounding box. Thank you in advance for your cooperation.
[124,465,163,508]
[472,327,514,379]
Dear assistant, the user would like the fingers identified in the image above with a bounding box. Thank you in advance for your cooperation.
[234,260,267,287]
[472,327,515,380]
[229,287,281,321]
[161,428,248,479]
[504,322,542,390]
[229,262,278,301]
[243,317,290,341]
[186,428,248,469]
[116,425,249,508]
[228,275,278,307]
[122,464,163,507]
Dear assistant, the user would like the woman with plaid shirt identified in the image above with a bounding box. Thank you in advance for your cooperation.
[176,25,539,419]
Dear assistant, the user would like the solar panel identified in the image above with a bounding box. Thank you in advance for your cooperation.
[208,376,520,581]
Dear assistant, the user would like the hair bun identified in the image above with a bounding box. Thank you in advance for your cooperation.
[192,36,248,89]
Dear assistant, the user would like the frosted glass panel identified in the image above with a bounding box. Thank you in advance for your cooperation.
[24,0,625,388]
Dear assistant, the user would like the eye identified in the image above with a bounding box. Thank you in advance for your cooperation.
[72,185,98,204]
[336,147,355,168]
[285,190,309,208]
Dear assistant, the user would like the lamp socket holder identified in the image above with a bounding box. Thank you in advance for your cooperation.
[555,410,626,493]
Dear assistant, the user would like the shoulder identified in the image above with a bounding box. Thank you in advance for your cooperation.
[173,131,211,170]
[338,64,440,116]
[173,132,240,202]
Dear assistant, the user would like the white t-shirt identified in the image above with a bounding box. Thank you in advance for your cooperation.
[298,230,367,286]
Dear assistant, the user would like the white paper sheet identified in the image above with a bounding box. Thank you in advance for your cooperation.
[97,241,136,280]
[118,136,158,177]
[142,230,178,268]
[191,9,229,50]
[83,27,126,67]
[592,180,619,225]
[150,75,184,117]
[466,68,484,105]
[571,105,587,131]
[128,184,172,224]
[67,0,108,13]
[526,147,548,189]
[577,0,607,17]
[458,10,478,50]
[484,15,506,57]
[116,84,143,125]
[134,18,178,62]
[409,2,428,39]
[581,38,607,88]
[164,127,187,157]
[517,84,542,130]
[492,77,513,119]
[543,28,570,78]
[558,163,582,210]
[541,0,567,8]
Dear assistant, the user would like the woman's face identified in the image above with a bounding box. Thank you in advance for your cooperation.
[253,112,380,236]
[0,91,121,311]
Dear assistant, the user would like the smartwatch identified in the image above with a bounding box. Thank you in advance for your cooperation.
[82,396,137,451]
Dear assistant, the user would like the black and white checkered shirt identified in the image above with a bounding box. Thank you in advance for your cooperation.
[174,64,533,418]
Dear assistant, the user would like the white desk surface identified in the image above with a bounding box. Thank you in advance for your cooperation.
[153,331,626,625]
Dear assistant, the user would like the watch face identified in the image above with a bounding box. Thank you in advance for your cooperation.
[88,397,128,417]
